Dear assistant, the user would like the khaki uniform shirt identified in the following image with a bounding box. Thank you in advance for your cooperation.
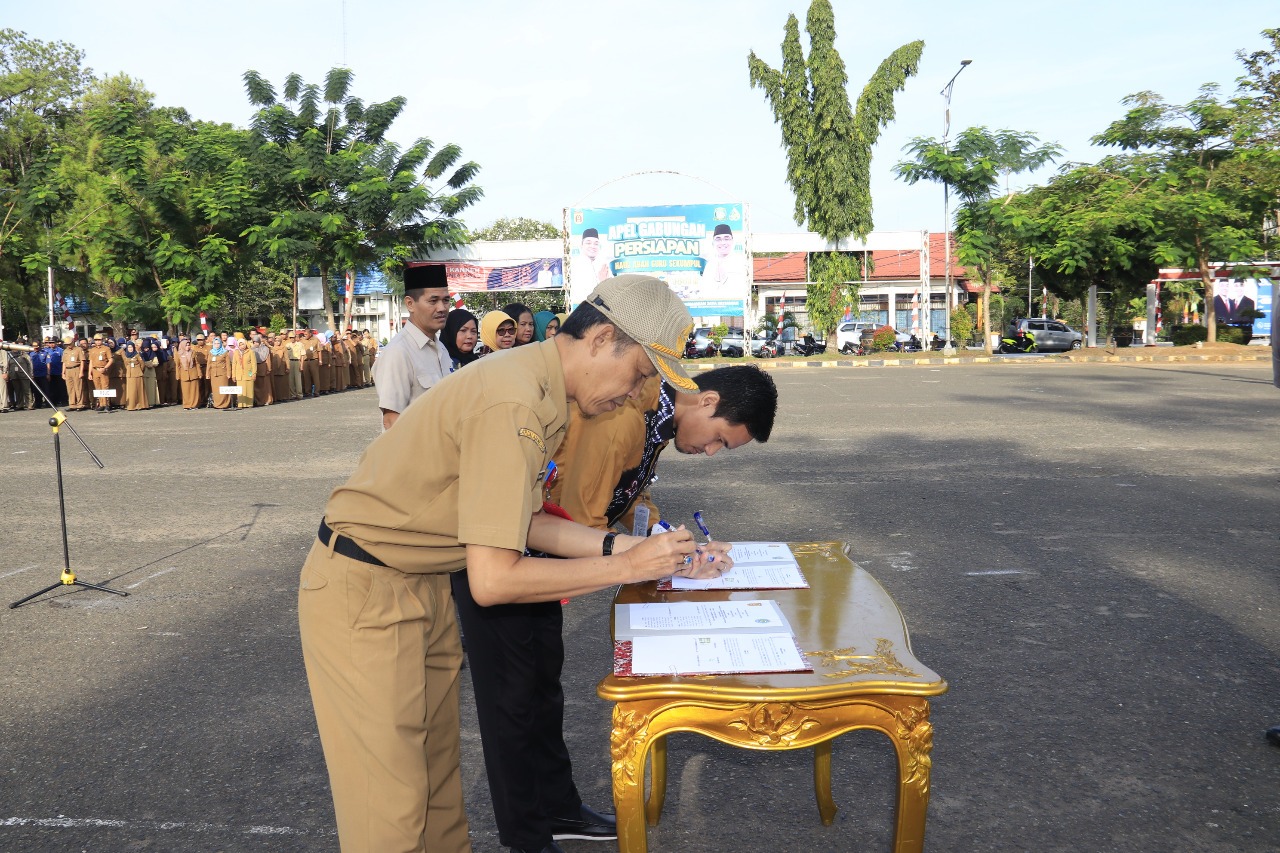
[326,340,568,573]
[550,376,664,531]
[373,321,453,414]
[88,344,112,378]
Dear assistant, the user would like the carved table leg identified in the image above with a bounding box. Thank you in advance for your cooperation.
[813,740,837,825]
[884,697,935,853]
[645,735,667,826]
[611,703,655,853]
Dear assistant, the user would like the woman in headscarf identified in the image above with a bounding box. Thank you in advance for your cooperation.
[442,308,479,370]
[501,302,535,346]
[533,311,559,342]
[207,334,233,409]
[141,338,161,408]
[176,337,202,410]
[478,310,516,355]
[233,338,256,408]
[107,337,126,409]
[122,339,148,411]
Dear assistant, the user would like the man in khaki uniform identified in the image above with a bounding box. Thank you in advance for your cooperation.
[300,330,320,398]
[270,334,291,403]
[63,338,88,410]
[287,331,304,399]
[299,275,727,853]
[88,334,114,412]
[362,330,377,385]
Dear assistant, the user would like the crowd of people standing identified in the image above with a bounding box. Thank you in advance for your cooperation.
[0,327,380,413]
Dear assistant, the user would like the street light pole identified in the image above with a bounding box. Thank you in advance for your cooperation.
[940,59,972,356]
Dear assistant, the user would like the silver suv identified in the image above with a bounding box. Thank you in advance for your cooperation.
[1007,318,1083,351]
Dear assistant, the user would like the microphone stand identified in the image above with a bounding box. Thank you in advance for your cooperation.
[5,348,127,608]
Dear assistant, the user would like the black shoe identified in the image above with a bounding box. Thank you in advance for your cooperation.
[1267,726,1280,747]
[549,804,617,841]
[507,844,565,853]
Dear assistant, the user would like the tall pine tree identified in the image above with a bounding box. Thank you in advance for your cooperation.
[748,1,923,335]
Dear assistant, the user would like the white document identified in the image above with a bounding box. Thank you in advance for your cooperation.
[218,385,243,394]
[668,563,808,591]
[630,633,809,675]
[728,542,797,566]
[623,600,788,633]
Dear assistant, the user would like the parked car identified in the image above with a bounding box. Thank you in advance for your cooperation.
[719,330,746,357]
[1006,318,1083,351]
[835,321,877,354]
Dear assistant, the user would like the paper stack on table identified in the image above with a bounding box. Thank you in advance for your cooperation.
[660,542,809,591]
[613,600,812,676]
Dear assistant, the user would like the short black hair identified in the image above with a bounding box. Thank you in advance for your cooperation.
[558,302,635,351]
[694,366,778,443]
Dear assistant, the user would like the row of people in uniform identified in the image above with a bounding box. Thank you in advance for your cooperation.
[0,327,380,413]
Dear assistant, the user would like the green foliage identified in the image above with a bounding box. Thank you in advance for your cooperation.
[871,326,896,351]
[710,323,729,348]
[1171,324,1209,345]
[1215,324,1245,344]
[268,312,287,334]
[470,217,559,240]
[896,126,1062,352]
[241,67,482,333]
[949,305,974,345]
[749,1,923,242]
[806,251,864,337]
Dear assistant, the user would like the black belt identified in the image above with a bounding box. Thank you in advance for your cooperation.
[318,519,387,567]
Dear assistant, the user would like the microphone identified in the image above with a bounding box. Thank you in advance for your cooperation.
[0,341,36,352]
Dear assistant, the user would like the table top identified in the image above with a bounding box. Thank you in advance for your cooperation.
[597,541,947,703]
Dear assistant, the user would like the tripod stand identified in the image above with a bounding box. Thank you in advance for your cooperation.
[3,346,127,608]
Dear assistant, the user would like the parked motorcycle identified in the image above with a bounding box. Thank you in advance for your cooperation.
[792,335,827,357]
[754,338,784,358]
[997,330,1037,353]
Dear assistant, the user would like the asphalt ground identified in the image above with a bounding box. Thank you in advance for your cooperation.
[1,360,1277,852]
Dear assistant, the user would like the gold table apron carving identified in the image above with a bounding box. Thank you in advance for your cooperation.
[597,541,948,853]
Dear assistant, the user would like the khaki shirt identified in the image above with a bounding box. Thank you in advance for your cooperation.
[373,321,453,414]
[550,376,664,531]
[326,340,568,573]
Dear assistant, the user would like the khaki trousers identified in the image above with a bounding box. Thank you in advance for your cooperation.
[288,359,302,398]
[302,360,319,396]
[298,542,470,853]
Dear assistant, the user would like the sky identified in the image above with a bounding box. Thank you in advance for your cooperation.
[7,0,1274,237]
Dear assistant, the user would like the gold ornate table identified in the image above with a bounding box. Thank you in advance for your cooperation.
[597,541,948,853]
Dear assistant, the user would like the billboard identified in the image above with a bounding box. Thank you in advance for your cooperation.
[1215,276,1272,336]
[444,258,563,292]
[566,203,749,319]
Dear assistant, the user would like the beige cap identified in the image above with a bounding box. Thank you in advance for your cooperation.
[582,274,696,392]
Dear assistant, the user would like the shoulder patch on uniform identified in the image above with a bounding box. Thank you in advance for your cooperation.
[518,427,545,453]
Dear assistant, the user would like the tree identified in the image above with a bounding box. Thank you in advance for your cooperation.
[0,29,95,336]
[1092,87,1273,341]
[470,217,559,241]
[50,75,260,332]
[895,127,1062,352]
[748,1,922,338]
[994,159,1160,319]
[241,67,482,333]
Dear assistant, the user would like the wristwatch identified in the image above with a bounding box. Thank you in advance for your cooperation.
[602,532,617,556]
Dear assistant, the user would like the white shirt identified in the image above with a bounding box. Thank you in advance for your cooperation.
[373,321,452,414]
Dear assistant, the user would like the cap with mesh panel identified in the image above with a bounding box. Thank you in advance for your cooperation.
[582,274,697,392]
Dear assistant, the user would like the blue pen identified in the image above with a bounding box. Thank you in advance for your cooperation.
[693,511,713,540]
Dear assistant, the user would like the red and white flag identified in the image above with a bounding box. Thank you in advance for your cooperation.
[199,311,209,333]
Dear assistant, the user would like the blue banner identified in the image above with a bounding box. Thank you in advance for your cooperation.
[567,203,749,319]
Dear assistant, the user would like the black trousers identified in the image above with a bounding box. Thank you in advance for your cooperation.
[451,569,582,850]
